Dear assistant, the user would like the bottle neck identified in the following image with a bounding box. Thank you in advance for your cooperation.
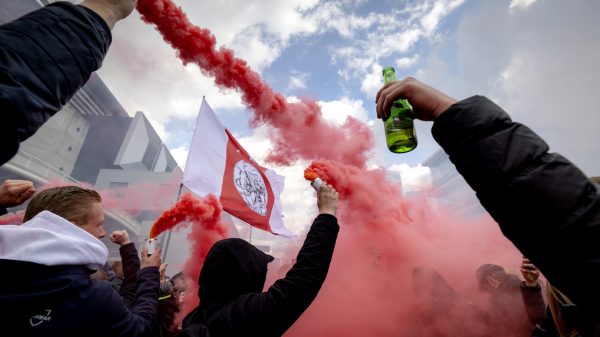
[383,72,397,84]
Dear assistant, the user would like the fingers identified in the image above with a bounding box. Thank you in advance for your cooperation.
[0,180,36,207]
[375,82,396,119]
[15,188,36,204]
[9,180,35,194]
[109,230,123,243]
[141,246,148,258]
[375,78,413,120]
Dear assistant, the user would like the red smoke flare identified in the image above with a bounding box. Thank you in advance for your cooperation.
[136,0,373,168]
[136,2,523,336]
[303,171,319,182]
[148,193,228,322]
[150,192,226,238]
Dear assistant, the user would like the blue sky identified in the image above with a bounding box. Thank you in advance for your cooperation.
[96,0,600,231]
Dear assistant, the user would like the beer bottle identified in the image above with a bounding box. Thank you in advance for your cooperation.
[382,66,417,153]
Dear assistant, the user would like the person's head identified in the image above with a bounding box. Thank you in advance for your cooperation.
[90,267,109,281]
[111,260,124,279]
[199,238,274,309]
[23,186,105,239]
[476,264,508,293]
[170,272,187,303]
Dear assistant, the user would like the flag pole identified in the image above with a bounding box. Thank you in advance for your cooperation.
[161,182,184,261]
[161,95,205,261]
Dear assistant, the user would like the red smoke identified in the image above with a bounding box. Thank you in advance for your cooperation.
[148,193,228,321]
[0,211,24,225]
[136,2,523,336]
[136,0,372,168]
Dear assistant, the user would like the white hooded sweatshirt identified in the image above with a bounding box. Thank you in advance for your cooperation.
[0,210,108,269]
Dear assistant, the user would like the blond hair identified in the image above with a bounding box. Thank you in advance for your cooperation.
[24,186,101,225]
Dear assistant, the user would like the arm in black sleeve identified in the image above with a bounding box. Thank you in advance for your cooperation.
[521,282,546,325]
[119,242,141,308]
[98,267,160,337]
[0,207,6,216]
[0,2,111,164]
[431,96,600,314]
[211,214,339,337]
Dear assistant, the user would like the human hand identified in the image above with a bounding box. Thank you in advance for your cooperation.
[375,77,457,121]
[317,184,338,217]
[520,257,540,286]
[0,180,35,208]
[159,263,167,283]
[81,0,137,29]
[140,246,161,270]
[109,230,130,246]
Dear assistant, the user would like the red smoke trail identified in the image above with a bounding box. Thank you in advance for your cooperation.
[148,193,228,321]
[136,0,373,168]
[136,2,523,335]
[285,161,521,337]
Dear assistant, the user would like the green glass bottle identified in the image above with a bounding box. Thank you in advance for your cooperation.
[382,66,417,153]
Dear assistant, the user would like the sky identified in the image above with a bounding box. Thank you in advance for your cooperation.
[94,0,600,232]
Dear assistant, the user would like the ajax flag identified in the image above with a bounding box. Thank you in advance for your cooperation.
[182,99,290,236]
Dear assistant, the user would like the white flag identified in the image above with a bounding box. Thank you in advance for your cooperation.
[183,99,290,236]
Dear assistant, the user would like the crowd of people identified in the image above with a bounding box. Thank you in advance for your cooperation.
[0,0,599,336]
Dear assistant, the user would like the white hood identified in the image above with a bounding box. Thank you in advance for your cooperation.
[0,211,108,270]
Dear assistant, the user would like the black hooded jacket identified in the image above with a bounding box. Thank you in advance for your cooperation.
[181,213,339,337]
[432,96,600,319]
[0,2,111,165]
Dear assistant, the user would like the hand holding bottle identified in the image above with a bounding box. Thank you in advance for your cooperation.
[376,77,457,122]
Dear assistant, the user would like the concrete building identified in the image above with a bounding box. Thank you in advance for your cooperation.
[0,0,183,259]
[421,149,486,217]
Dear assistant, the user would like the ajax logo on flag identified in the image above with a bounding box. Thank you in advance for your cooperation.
[233,160,268,216]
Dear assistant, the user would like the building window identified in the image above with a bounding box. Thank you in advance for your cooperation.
[59,167,64,172]
[76,127,81,132]
[67,146,72,152]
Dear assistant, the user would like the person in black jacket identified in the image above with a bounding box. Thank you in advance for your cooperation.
[0,185,161,336]
[376,78,600,328]
[0,0,136,165]
[111,229,180,337]
[180,183,340,337]
[476,261,545,336]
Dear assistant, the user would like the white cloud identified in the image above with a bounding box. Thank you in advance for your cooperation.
[396,54,420,70]
[288,71,309,91]
[388,163,432,193]
[170,146,189,169]
[361,63,384,97]
[331,1,465,84]
[420,0,465,36]
[509,0,538,10]
[318,97,369,126]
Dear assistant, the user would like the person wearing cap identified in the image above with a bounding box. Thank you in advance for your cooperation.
[475,260,545,336]
[180,183,340,337]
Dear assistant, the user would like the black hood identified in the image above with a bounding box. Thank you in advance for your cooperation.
[0,259,92,305]
[199,238,274,310]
